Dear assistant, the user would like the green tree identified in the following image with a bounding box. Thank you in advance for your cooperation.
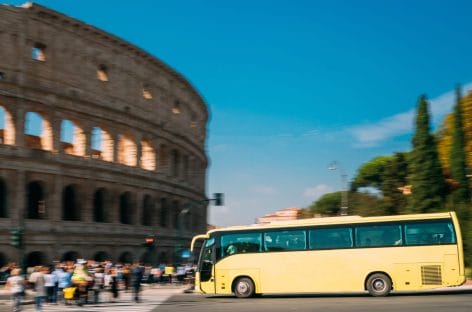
[449,86,470,211]
[351,156,392,191]
[382,152,409,215]
[409,95,446,213]
[309,192,342,216]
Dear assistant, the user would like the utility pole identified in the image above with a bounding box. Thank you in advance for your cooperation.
[328,161,348,216]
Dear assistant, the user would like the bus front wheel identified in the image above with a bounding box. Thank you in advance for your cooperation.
[366,273,392,297]
[233,277,255,298]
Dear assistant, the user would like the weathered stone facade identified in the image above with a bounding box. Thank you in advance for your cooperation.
[0,3,208,266]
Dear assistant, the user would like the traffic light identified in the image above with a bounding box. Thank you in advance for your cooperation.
[213,193,224,206]
[143,235,155,248]
[10,229,23,248]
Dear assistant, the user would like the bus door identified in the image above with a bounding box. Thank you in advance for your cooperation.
[198,237,216,294]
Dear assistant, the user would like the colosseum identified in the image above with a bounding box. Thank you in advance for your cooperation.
[0,3,209,267]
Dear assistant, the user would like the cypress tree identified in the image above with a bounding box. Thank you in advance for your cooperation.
[449,86,470,211]
[409,95,447,213]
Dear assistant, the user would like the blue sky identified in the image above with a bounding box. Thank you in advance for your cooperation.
[2,0,472,226]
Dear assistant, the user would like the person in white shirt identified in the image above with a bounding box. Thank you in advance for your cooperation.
[6,268,24,312]
[43,267,57,304]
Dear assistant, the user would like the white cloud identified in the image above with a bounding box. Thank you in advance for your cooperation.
[347,82,472,147]
[303,184,333,199]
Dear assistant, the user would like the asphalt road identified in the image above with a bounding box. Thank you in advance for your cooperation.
[1,287,471,312]
[153,290,472,312]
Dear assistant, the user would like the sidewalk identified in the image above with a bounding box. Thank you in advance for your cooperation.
[0,283,190,305]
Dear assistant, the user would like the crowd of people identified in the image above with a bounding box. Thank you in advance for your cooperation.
[1,260,195,312]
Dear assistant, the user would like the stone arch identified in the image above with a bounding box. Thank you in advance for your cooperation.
[118,251,133,264]
[93,188,107,223]
[159,197,168,227]
[119,191,133,224]
[0,178,6,218]
[25,251,48,267]
[158,251,168,264]
[172,200,180,229]
[61,251,80,262]
[91,126,114,161]
[118,133,137,166]
[24,111,53,151]
[142,194,153,226]
[60,119,86,156]
[62,184,81,221]
[140,138,156,171]
[171,149,181,178]
[26,181,46,219]
[140,250,154,265]
[0,252,7,267]
[0,105,15,145]
[93,251,111,262]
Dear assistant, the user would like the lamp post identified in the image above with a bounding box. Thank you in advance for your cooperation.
[175,208,190,262]
[328,161,348,216]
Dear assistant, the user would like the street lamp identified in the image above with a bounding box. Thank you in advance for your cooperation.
[328,161,348,216]
[176,208,190,262]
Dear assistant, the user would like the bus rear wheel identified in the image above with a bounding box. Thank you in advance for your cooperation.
[366,273,392,297]
[234,277,255,298]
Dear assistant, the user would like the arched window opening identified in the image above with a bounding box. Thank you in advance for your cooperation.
[119,251,133,264]
[172,100,181,114]
[25,112,53,151]
[60,119,85,156]
[62,184,80,221]
[172,200,180,229]
[25,251,47,267]
[159,198,168,227]
[0,178,7,218]
[142,194,153,226]
[26,181,46,219]
[91,127,101,158]
[91,127,114,161]
[142,84,152,100]
[120,191,133,225]
[0,252,7,267]
[0,105,15,145]
[94,251,111,262]
[97,64,108,82]
[93,188,107,223]
[61,251,80,262]
[158,251,167,264]
[32,43,46,62]
[141,139,156,171]
[171,149,180,178]
[118,134,137,166]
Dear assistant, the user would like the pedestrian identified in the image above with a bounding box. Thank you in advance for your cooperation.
[29,266,46,312]
[56,266,71,304]
[43,267,56,304]
[6,268,24,312]
[131,263,144,302]
[109,268,119,302]
[92,267,104,303]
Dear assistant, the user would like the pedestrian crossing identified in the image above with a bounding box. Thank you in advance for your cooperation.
[18,288,183,312]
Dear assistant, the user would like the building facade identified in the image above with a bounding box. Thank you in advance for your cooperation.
[0,3,208,266]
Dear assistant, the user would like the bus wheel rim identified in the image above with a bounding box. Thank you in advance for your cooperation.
[373,279,385,292]
[237,281,249,294]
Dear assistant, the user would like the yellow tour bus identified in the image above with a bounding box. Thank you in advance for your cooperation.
[190,211,465,297]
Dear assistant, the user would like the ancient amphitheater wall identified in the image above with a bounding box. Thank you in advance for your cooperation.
[0,3,209,266]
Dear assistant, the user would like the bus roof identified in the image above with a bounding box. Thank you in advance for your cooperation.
[207,212,455,235]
